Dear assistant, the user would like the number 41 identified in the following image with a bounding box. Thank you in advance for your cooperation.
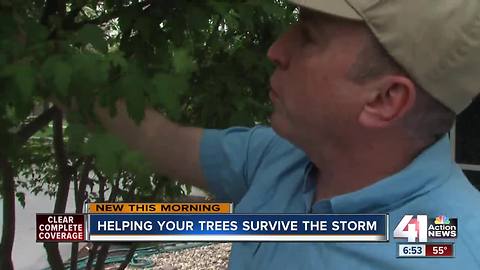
[393,215,428,242]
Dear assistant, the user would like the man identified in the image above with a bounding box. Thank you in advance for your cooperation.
[93,0,480,269]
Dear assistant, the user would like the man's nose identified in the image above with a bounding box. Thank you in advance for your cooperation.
[267,27,295,70]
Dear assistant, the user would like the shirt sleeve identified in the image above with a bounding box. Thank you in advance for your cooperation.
[199,126,275,203]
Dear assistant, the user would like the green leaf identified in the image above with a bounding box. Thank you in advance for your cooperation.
[229,110,252,126]
[209,2,230,14]
[118,7,139,33]
[107,51,128,70]
[1,63,35,100]
[42,56,72,97]
[188,6,210,30]
[24,18,48,44]
[172,48,197,75]
[0,11,17,37]
[121,151,152,182]
[75,24,108,53]
[237,6,255,31]
[118,72,146,124]
[83,133,125,177]
[151,73,188,118]
[4,0,294,202]
[104,0,119,10]
[52,63,72,96]
[0,53,6,67]
[70,52,109,88]
[16,66,35,100]
[135,17,154,41]
[16,192,26,208]
[225,13,240,30]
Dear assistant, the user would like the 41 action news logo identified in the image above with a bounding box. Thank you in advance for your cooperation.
[394,215,457,242]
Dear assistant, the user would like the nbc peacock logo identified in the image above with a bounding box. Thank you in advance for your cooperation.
[434,215,450,225]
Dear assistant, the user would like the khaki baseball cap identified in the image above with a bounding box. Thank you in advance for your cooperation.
[289,0,480,114]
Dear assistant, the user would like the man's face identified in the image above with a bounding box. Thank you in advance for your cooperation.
[268,9,370,147]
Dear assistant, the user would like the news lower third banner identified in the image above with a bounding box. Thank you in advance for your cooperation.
[87,214,388,242]
[36,203,388,242]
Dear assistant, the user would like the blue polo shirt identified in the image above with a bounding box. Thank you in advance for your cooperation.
[200,126,480,269]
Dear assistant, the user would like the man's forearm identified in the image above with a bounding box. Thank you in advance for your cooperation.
[95,101,208,190]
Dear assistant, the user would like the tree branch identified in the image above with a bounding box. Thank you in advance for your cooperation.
[57,0,66,17]
[76,157,93,212]
[108,175,121,203]
[16,107,57,146]
[93,167,107,203]
[41,0,59,25]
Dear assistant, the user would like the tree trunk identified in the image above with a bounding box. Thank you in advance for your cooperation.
[43,243,65,270]
[70,157,92,270]
[53,109,70,214]
[93,243,111,270]
[118,244,138,270]
[0,157,15,270]
[85,243,98,270]
[44,108,70,270]
[0,107,58,270]
[70,242,79,270]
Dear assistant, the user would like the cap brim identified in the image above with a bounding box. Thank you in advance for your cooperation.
[289,0,363,21]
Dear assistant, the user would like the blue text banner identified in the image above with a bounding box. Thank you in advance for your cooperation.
[87,214,388,242]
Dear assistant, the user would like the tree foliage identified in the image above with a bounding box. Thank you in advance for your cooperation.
[0,0,296,269]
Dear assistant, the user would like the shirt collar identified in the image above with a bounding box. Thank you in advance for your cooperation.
[308,135,455,214]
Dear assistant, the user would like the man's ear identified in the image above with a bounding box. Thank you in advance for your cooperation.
[358,76,416,128]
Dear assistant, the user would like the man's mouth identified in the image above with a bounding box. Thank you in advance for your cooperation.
[269,78,280,100]
[269,88,279,101]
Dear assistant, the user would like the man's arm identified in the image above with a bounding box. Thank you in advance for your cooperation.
[95,101,208,190]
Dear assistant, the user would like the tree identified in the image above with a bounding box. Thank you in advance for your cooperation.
[0,0,296,269]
